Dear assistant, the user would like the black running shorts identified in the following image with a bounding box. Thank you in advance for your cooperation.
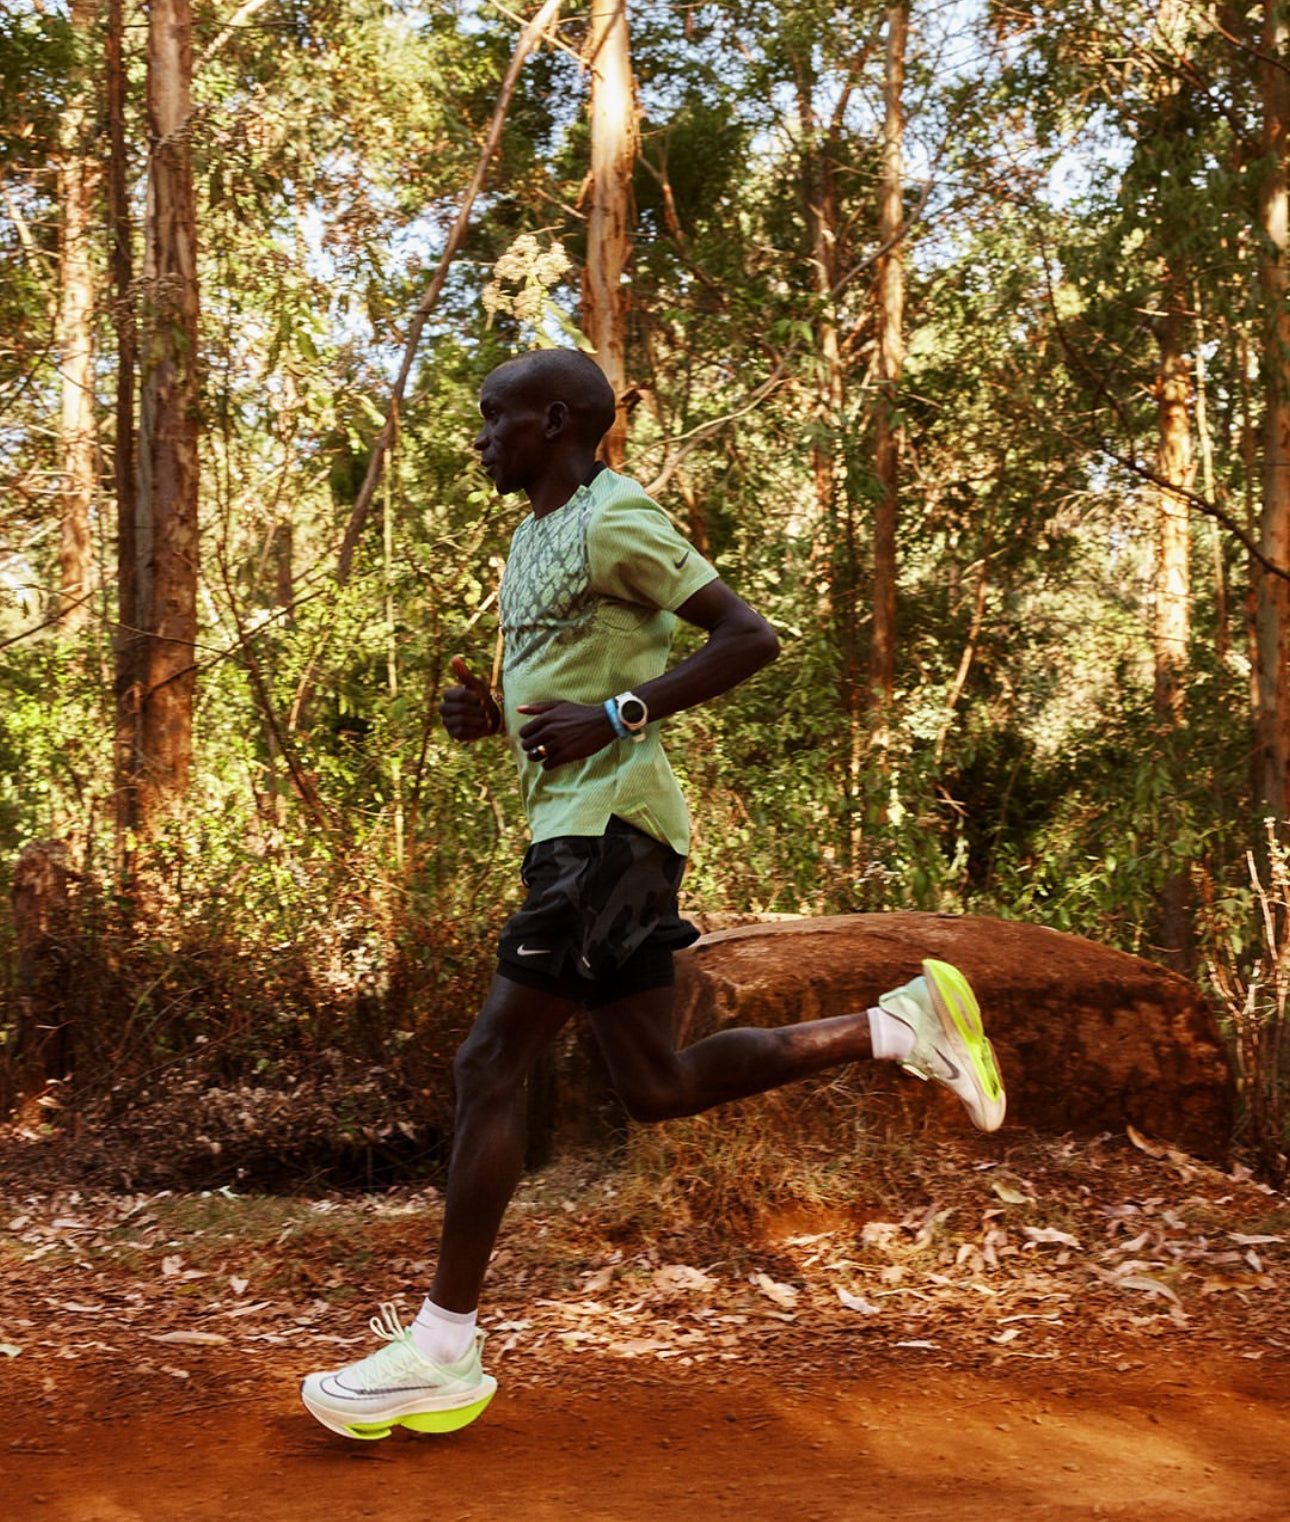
[497,816,700,1009]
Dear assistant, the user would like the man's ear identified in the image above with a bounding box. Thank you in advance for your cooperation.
[544,399,571,438]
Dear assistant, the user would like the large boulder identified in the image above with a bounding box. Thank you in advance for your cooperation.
[672,912,1234,1159]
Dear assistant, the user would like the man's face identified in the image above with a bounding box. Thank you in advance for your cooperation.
[473,370,549,498]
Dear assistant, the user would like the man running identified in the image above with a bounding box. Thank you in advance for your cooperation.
[301,349,1005,1440]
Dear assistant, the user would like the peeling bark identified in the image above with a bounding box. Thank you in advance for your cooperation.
[135,0,200,829]
[109,0,142,846]
[1255,0,1290,821]
[869,4,907,728]
[584,0,638,468]
[56,0,98,635]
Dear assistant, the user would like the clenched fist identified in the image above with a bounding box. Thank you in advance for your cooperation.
[439,655,502,742]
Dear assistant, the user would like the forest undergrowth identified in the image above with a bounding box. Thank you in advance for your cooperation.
[0,1128,1285,1386]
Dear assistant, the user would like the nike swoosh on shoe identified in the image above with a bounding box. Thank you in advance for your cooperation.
[933,1048,962,1081]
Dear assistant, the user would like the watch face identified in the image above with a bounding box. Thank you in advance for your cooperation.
[619,697,647,728]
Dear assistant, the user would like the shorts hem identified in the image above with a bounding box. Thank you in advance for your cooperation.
[497,951,677,1009]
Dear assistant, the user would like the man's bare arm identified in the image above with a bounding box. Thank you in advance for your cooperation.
[516,578,778,769]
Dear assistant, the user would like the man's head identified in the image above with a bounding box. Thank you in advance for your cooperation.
[474,350,617,504]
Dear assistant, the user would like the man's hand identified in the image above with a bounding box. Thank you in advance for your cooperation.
[440,656,502,742]
[517,700,616,770]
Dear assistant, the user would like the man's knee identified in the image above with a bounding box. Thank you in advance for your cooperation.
[612,1070,691,1125]
[452,1028,522,1108]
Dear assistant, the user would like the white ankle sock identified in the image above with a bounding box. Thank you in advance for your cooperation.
[868,1005,916,1063]
[411,1298,477,1365]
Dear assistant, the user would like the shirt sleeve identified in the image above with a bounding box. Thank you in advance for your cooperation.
[586,488,719,612]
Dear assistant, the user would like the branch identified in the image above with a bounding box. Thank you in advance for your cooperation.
[640,367,789,498]
[197,0,274,69]
[829,174,934,302]
[335,0,564,584]
[1034,224,1290,584]
[1091,439,1290,581]
[212,536,338,842]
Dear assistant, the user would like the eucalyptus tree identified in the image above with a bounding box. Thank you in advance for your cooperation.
[585,0,637,466]
[124,0,201,843]
[966,0,1290,956]
[55,0,97,635]
[870,1,908,732]
[0,8,76,634]
[1253,0,1290,823]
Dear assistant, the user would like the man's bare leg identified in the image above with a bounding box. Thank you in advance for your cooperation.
[298,975,569,1435]
[590,961,1005,1134]
[589,984,875,1123]
[429,974,578,1313]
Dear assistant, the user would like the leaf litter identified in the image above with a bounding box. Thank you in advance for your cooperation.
[0,1130,1285,1389]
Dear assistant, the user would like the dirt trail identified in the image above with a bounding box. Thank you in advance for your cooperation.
[3,1345,1287,1522]
[3,1134,1288,1519]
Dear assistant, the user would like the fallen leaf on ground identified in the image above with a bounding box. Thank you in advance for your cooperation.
[1023,1226,1082,1249]
[750,1272,799,1310]
[836,1287,880,1315]
[653,1265,716,1295]
[992,1182,1033,1205]
[147,1331,230,1346]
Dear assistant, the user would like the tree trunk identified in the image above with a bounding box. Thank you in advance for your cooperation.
[869,4,907,732]
[583,0,638,468]
[1152,282,1195,968]
[1152,289,1193,729]
[135,0,200,831]
[798,68,862,866]
[12,842,76,1087]
[56,0,99,635]
[1255,0,1290,823]
[109,0,142,849]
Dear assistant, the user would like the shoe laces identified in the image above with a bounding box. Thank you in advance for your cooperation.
[368,1302,413,1345]
[332,1304,425,1390]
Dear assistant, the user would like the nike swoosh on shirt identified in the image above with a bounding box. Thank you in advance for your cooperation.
[672,550,691,570]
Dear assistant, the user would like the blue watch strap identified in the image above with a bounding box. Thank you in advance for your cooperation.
[603,698,629,740]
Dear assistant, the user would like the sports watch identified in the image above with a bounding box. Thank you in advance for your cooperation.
[613,690,649,742]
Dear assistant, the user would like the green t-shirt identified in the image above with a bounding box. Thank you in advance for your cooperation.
[498,469,718,855]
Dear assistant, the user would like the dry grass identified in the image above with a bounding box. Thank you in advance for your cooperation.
[2,1121,1284,1387]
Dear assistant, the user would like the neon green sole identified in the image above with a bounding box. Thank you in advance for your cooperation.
[344,1389,495,1441]
[923,957,1005,1108]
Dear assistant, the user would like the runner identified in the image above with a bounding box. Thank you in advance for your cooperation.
[300,349,1006,1440]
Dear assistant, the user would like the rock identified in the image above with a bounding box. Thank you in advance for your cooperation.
[672,912,1234,1159]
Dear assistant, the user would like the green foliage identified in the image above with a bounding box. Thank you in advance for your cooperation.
[1,0,1286,1175]
[0,9,74,168]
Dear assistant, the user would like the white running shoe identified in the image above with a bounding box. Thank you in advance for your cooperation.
[878,958,1007,1133]
[301,1303,497,1441]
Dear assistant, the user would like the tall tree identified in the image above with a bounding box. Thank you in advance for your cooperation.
[583,0,638,466]
[793,30,868,859]
[1152,277,1195,963]
[1147,0,1198,966]
[130,0,200,834]
[108,0,140,845]
[869,2,907,731]
[55,0,97,635]
[1254,0,1290,822]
